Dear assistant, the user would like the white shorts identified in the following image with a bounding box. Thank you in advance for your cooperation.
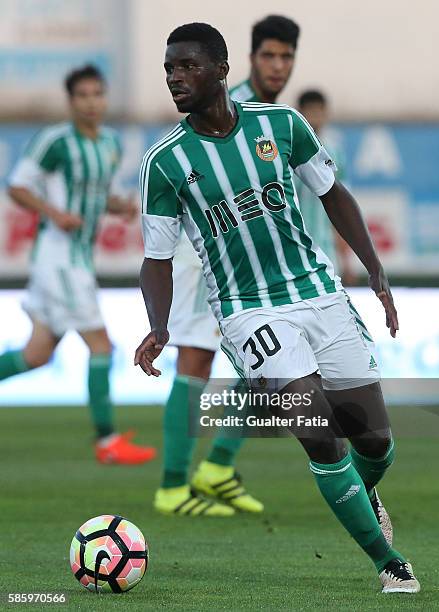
[168,258,221,352]
[220,292,380,391]
[23,263,104,337]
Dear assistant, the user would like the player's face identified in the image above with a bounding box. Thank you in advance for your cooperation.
[165,42,224,113]
[69,78,107,125]
[299,102,328,134]
[251,39,295,98]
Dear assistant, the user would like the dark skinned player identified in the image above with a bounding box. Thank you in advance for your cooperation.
[135,23,420,593]
[158,15,301,518]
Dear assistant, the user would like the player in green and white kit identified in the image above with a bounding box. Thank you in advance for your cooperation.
[0,65,155,465]
[136,24,420,592]
[162,15,301,517]
[230,15,299,104]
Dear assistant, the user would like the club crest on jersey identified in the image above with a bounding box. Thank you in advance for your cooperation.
[255,135,278,162]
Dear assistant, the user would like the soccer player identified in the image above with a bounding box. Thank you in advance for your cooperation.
[295,89,356,284]
[135,23,420,592]
[157,15,301,517]
[230,14,300,103]
[1,65,156,465]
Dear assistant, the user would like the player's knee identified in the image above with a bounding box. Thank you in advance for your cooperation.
[179,361,211,380]
[94,340,112,355]
[23,345,53,368]
[177,348,214,381]
[371,436,393,459]
[197,360,213,381]
[88,336,112,355]
[302,437,347,464]
[354,434,393,460]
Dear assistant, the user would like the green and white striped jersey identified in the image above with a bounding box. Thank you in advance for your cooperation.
[230,79,261,103]
[173,78,260,265]
[140,101,342,322]
[231,81,341,267]
[9,122,122,268]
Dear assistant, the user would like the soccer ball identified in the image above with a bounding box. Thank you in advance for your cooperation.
[70,515,148,593]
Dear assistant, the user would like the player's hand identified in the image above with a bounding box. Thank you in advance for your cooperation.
[369,267,399,338]
[51,210,83,232]
[134,329,169,376]
[119,196,138,223]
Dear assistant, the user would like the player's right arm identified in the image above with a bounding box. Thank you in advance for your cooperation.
[134,155,181,376]
[8,186,83,232]
[8,130,82,232]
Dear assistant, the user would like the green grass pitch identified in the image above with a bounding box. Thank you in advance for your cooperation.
[0,405,438,611]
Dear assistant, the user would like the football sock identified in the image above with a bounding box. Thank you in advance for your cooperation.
[207,381,247,466]
[207,440,243,467]
[351,439,395,496]
[88,353,114,438]
[0,349,32,380]
[310,453,405,572]
[162,375,204,488]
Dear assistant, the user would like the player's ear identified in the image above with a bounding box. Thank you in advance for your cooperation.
[218,61,229,80]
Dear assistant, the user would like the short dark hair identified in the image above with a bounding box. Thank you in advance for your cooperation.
[167,22,228,63]
[297,89,327,108]
[252,15,300,53]
[64,64,106,96]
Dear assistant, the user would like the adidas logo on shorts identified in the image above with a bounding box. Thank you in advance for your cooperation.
[369,355,378,370]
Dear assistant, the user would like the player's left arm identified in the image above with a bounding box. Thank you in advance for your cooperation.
[320,181,397,336]
[289,108,398,337]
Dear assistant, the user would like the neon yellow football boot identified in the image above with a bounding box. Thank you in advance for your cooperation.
[154,484,235,517]
[191,461,264,513]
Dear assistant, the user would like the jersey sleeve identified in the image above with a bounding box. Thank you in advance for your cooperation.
[8,158,46,191]
[8,129,61,190]
[140,155,181,259]
[24,129,61,171]
[289,109,337,197]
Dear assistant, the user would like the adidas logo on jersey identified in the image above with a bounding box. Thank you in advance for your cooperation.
[336,484,360,504]
[369,355,378,370]
[186,169,204,184]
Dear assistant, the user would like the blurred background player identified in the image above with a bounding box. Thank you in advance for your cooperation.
[230,14,300,103]
[295,89,357,285]
[156,15,300,517]
[0,65,156,465]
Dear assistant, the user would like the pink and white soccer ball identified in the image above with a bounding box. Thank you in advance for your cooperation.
[70,515,148,593]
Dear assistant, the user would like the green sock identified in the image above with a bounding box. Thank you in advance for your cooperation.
[162,375,204,488]
[207,381,247,467]
[310,454,405,572]
[207,439,244,466]
[0,350,31,380]
[88,353,114,438]
[351,439,395,496]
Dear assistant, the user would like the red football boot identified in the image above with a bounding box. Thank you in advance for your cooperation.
[96,431,156,465]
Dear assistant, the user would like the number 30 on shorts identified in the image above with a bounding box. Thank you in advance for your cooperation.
[242,324,281,370]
